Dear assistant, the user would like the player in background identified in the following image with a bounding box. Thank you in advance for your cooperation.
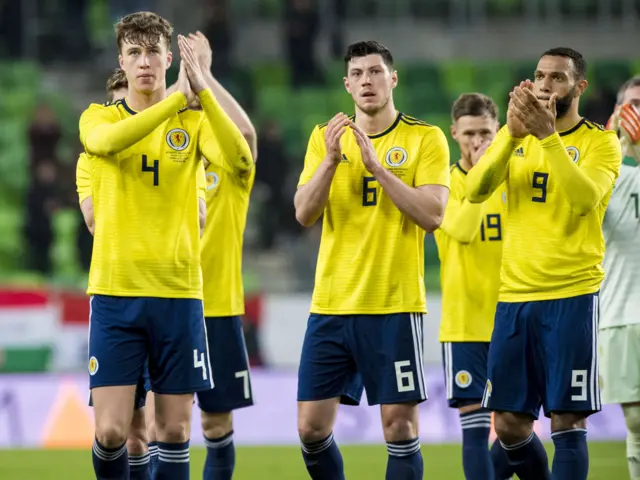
[434,93,513,480]
[599,76,640,480]
[466,47,621,480]
[294,40,450,480]
[79,12,252,480]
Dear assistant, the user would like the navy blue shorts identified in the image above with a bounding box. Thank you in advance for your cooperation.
[88,359,150,410]
[297,313,427,406]
[482,293,601,419]
[441,342,490,408]
[88,295,213,395]
[197,316,254,413]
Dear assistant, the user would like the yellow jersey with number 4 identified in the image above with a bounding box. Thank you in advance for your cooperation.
[435,163,506,342]
[298,113,450,315]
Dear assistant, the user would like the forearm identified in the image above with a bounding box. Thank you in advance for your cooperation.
[82,92,187,156]
[198,88,253,173]
[374,167,447,233]
[294,159,338,227]
[439,200,484,243]
[466,130,517,203]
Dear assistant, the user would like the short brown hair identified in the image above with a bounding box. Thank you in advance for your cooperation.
[451,93,498,122]
[344,41,394,74]
[105,69,128,96]
[115,11,173,52]
[617,75,640,105]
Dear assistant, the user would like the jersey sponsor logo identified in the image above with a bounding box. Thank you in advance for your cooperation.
[340,153,350,164]
[566,146,580,163]
[88,356,99,376]
[166,128,190,151]
[206,171,220,190]
[455,370,472,388]
[514,146,524,157]
[385,147,408,167]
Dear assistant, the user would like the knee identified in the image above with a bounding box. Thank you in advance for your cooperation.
[550,412,586,433]
[494,412,533,445]
[298,413,333,444]
[624,406,640,438]
[95,422,129,448]
[381,404,418,442]
[201,412,233,439]
[126,435,147,456]
[154,418,190,443]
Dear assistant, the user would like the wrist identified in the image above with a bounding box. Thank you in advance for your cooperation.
[535,129,556,141]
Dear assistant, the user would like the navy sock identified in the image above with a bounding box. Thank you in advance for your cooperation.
[203,431,235,480]
[154,440,190,480]
[490,439,515,479]
[501,432,550,480]
[92,438,129,479]
[551,429,588,480]
[129,452,151,480]
[300,432,345,480]
[460,410,494,480]
[147,442,158,475]
[386,438,423,480]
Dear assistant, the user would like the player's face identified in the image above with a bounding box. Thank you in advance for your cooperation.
[533,55,587,119]
[344,54,397,115]
[620,85,640,109]
[109,87,127,102]
[451,115,499,161]
[119,38,172,94]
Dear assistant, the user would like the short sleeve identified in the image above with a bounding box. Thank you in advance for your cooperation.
[76,153,92,204]
[297,125,327,187]
[414,126,451,188]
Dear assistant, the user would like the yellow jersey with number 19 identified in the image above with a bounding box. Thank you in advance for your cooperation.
[298,113,450,315]
[435,163,506,342]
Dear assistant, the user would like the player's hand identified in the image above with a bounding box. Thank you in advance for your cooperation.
[619,104,640,143]
[177,61,197,105]
[178,34,207,94]
[506,82,530,138]
[469,139,491,166]
[510,85,557,140]
[349,121,381,175]
[188,31,212,73]
[324,113,349,164]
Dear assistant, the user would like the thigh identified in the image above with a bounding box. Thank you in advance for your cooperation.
[88,295,147,390]
[442,342,490,408]
[134,360,151,410]
[483,302,542,419]
[350,313,426,406]
[297,314,362,405]
[197,316,254,413]
[147,298,212,394]
[599,325,640,405]
[541,293,601,417]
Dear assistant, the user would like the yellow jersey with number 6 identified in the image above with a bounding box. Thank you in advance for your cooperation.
[298,113,450,315]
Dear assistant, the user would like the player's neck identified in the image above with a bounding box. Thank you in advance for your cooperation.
[459,157,473,172]
[354,104,398,136]
[555,110,582,134]
[125,86,167,112]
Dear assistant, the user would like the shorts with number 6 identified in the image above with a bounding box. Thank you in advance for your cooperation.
[88,295,213,395]
[482,293,601,419]
[297,313,427,406]
[197,316,254,413]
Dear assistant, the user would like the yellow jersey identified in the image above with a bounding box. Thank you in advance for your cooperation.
[298,113,450,315]
[468,120,621,302]
[76,153,92,204]
[201,157,255,317]
[435,163,506,342]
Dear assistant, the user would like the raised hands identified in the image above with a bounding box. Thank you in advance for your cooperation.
[324,113,349,164]
[187,31,213,73]
[178,34,207,94]
[509,80,556,140]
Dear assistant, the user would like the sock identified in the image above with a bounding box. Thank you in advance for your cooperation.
[154,440,190,480]
[92,437,129,479]
[460,410,494,480]
[129,452,151,480]
[148,442,158,475]
[386,438,423,480]
[203,431,235,480]
[490,439,515,479]
[501,432,550,480]
[551,429,588,480]
[623,406,640,480]
[300,432,345,480]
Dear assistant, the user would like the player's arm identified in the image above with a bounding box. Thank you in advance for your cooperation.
[540,131,621,215]
[79,92,188,157]
[439,195,484,243]
[76,153,95,235]
[196,160,207,237]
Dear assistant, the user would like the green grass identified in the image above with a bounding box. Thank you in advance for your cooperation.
[0,442,628,479]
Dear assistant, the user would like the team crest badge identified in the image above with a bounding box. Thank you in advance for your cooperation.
[455,370,472,389]
[88,356,99,376]
[385,147,408,167]
[206,172,220,191]
[485,380,492,395]
[566,146,580,163]
[166,128,190,151]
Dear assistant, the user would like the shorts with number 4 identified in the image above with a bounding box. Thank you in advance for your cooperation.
[482,293,600,419]
[197,316,254,413]
[297,313,427,406]
[88,295,213,395]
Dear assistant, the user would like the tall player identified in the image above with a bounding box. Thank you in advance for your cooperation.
[599,76,640,480]
[434,93,513,480]
[466,47,621,480]
[79,12,252,480]
[294,40,450,480]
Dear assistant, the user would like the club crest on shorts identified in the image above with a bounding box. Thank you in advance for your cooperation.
[206,171,220,190]
[385,147,408,167]
[88,356,99,376]
[566,146,580,163]
[485,379,492,395]
[166,128,190,151]
[455,370,472,388]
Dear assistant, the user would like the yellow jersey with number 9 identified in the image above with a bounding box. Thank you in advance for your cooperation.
[79,98,207,299]
[298,113,450,315]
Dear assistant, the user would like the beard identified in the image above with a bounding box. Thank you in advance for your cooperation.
[554,86,576,119]
[355,95,390,116]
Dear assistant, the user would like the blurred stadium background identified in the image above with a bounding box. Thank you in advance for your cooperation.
[0,0,637,477]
